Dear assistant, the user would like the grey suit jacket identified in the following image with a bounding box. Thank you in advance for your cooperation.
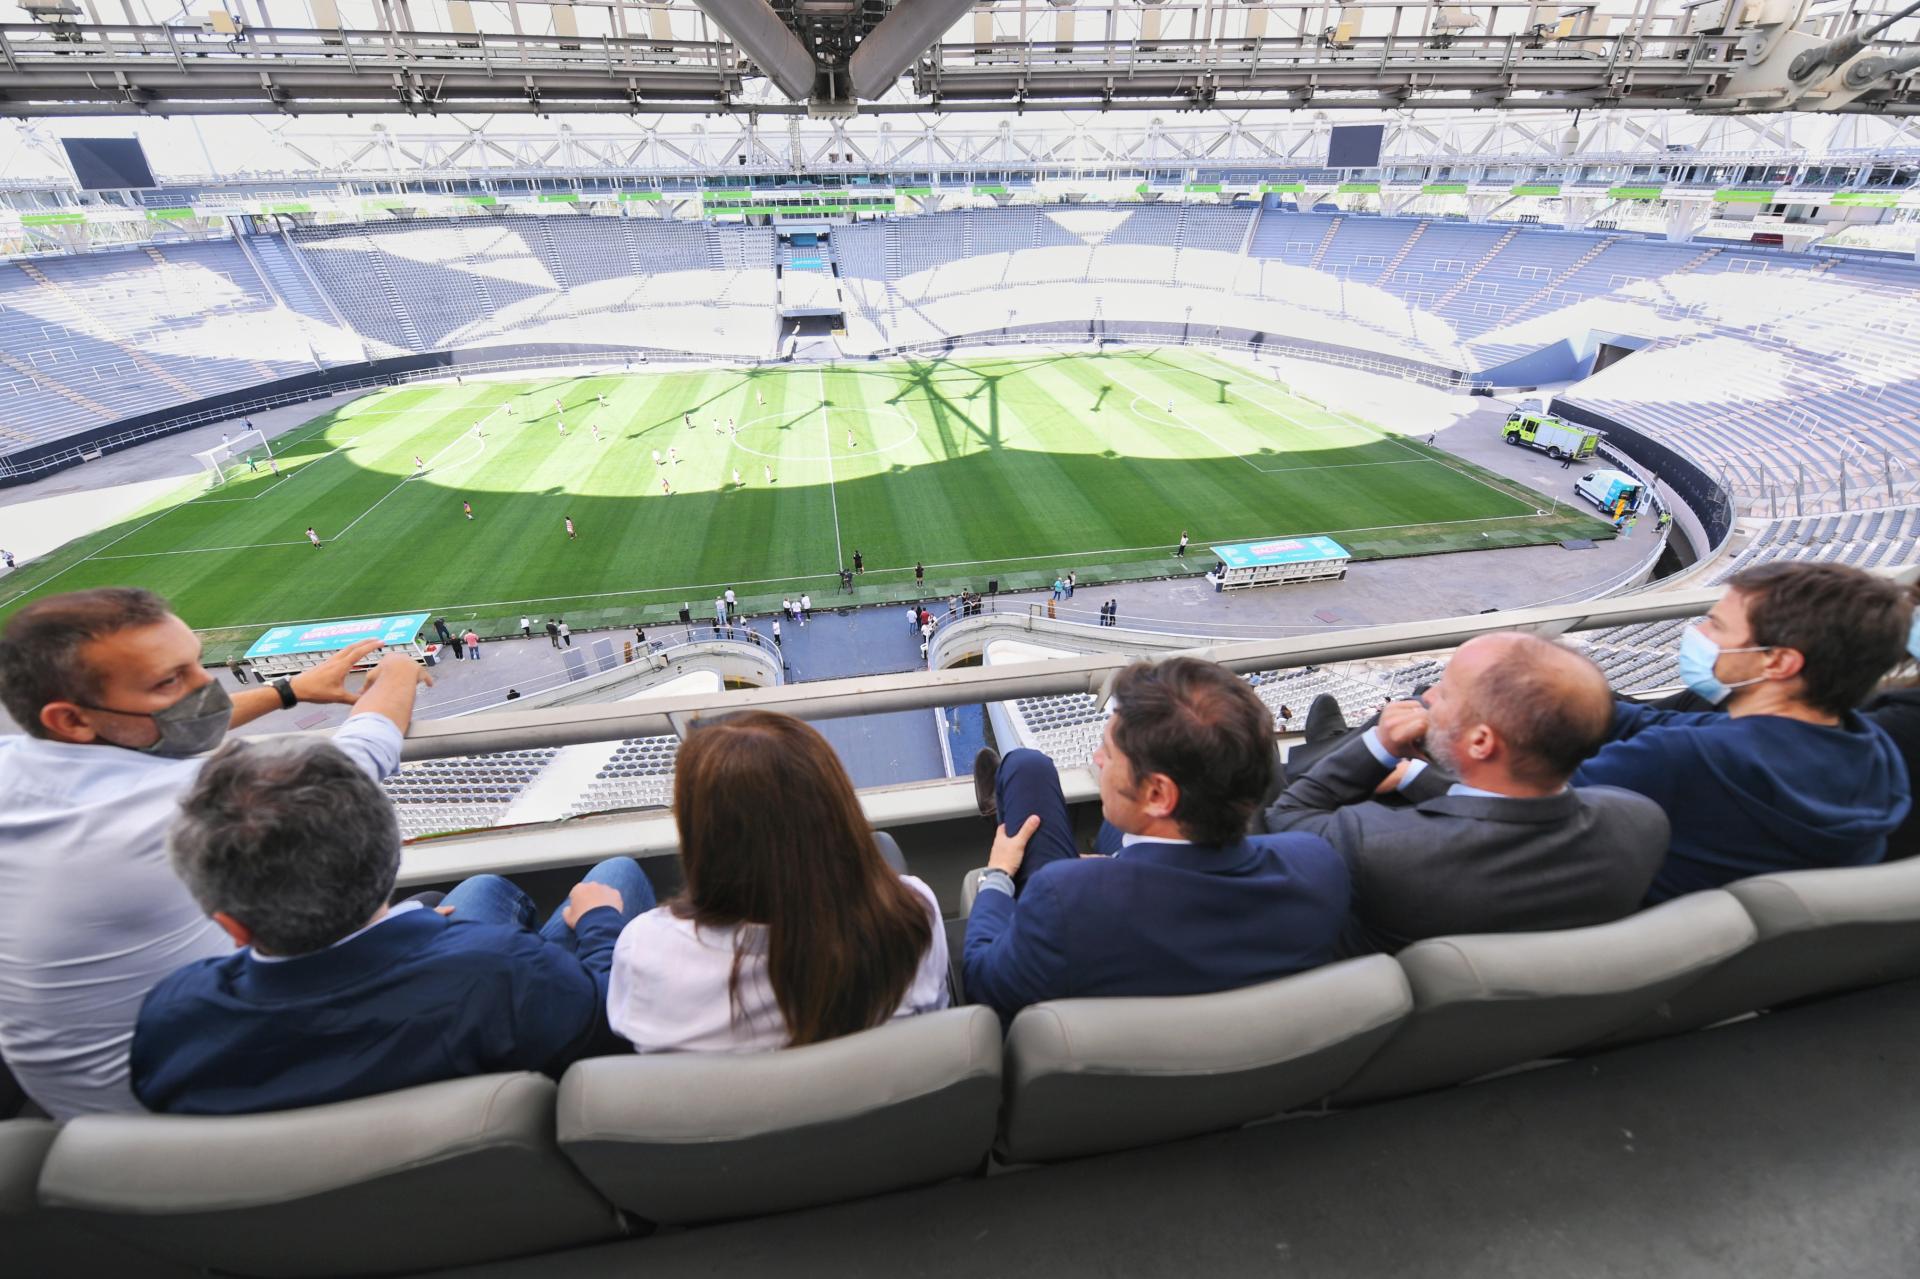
[1262,732,1670,956]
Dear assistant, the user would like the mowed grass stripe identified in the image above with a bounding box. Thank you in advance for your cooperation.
[0,352,1612,641]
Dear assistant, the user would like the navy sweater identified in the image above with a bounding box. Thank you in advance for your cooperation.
[1571,702,1911,902]
[131,906,623,1115]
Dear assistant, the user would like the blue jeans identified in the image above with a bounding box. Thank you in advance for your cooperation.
[995,750,1083,891]
[439,856,656,950]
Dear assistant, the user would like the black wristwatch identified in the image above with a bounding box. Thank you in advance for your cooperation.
[271,677,298,710]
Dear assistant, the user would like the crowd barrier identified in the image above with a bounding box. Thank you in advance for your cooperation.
[7,850,1920,1278]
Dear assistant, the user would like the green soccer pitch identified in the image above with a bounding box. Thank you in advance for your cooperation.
[0,348,1612,652]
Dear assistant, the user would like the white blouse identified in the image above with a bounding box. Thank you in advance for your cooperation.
[607,875,951,1053]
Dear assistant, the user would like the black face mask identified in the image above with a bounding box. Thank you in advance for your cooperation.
[80,680,234,758]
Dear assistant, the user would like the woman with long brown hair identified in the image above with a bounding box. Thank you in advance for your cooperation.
[607,711,948,1051]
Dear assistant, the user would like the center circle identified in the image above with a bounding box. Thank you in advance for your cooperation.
[724,404,923,463]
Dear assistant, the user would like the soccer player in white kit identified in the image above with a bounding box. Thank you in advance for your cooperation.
[661,477,671,495]
[756,389,764,406]
[413,455,425,473]
[683,412,692,429]
[556,418,568,436]
[565,516,576,540]
[732,468,741,486]
[846,429,856,449]
[669,447,679,464]
[763,464,774,484]
[591,424,602,443]
[306,527,322,548]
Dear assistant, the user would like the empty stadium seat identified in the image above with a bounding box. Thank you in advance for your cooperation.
[36,1073,623,1277]
[556,1006,1001,1225]
[1330,891,1759,1105]
[996,956,1413,1164]
[2,1118,205,1278]
[1586,858,1920,1048]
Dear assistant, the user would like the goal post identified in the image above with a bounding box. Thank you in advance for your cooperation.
[192,429,273,487]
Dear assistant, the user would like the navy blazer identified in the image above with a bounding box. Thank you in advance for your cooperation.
[131,906,623,1116]
[962,833,1350,1020]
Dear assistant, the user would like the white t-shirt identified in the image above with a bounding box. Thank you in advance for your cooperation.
[0,713,404,1120]
[608,876,950,1054]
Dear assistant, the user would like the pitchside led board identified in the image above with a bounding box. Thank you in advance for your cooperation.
[1209,536,1352,591]
[242,613,433,675]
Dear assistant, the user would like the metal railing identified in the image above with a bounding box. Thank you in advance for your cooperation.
[418,628,786,721]
[397,585,1751,764]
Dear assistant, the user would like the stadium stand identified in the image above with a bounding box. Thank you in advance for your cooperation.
[9,209,1920,526]
[565,735,683,816]
[381,748,560,840]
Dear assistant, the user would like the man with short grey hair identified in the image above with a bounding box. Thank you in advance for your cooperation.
[131,736,653,1115]
[1263,633,1669,955]
[0,587,427,1120]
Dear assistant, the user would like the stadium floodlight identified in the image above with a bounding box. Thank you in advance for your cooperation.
[193,429,274,489]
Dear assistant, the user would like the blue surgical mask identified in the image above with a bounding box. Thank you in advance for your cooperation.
[1678,626,1768,706]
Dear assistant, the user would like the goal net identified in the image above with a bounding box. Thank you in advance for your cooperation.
[192,429,273,487]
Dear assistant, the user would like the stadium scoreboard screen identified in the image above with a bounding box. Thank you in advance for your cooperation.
[60,137,158,190]
[1326,124,1385,170]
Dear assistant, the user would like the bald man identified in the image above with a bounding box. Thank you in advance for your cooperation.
[1262,633,1669,956]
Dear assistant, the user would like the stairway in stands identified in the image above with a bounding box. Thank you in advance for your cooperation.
[1307,216,1345,270]
[1496,235,1621,328]
[0,350,112,425]
[1376,220,1430,283]
[17,260,199,399]
[1430,225,1520,310]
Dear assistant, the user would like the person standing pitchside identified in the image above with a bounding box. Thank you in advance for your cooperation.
[565,516,577,541]
[1176,530,1189,557]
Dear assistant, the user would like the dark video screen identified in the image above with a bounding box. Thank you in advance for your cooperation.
[62,137,158,190]
[1326,124,1385,170]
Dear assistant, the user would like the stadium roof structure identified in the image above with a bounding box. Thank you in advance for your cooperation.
[0,0,1919,119]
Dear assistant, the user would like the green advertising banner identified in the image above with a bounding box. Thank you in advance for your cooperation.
[1261,182,1306,194]
[618,191,664,202]
[1831,191,1899,208]
[973,184,1008,196]
[21,211,86,226]
[1338,182,1381,195]
[1184,183,1223,194]
[1607,186,1665,201]
[897,186,933,197]
[1421,182,1468,195]
[1712,188,1777,204]
[460,195,499,206]
[145,207,196,221]
[1511,183,1562,197]
[538,192,580,203]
